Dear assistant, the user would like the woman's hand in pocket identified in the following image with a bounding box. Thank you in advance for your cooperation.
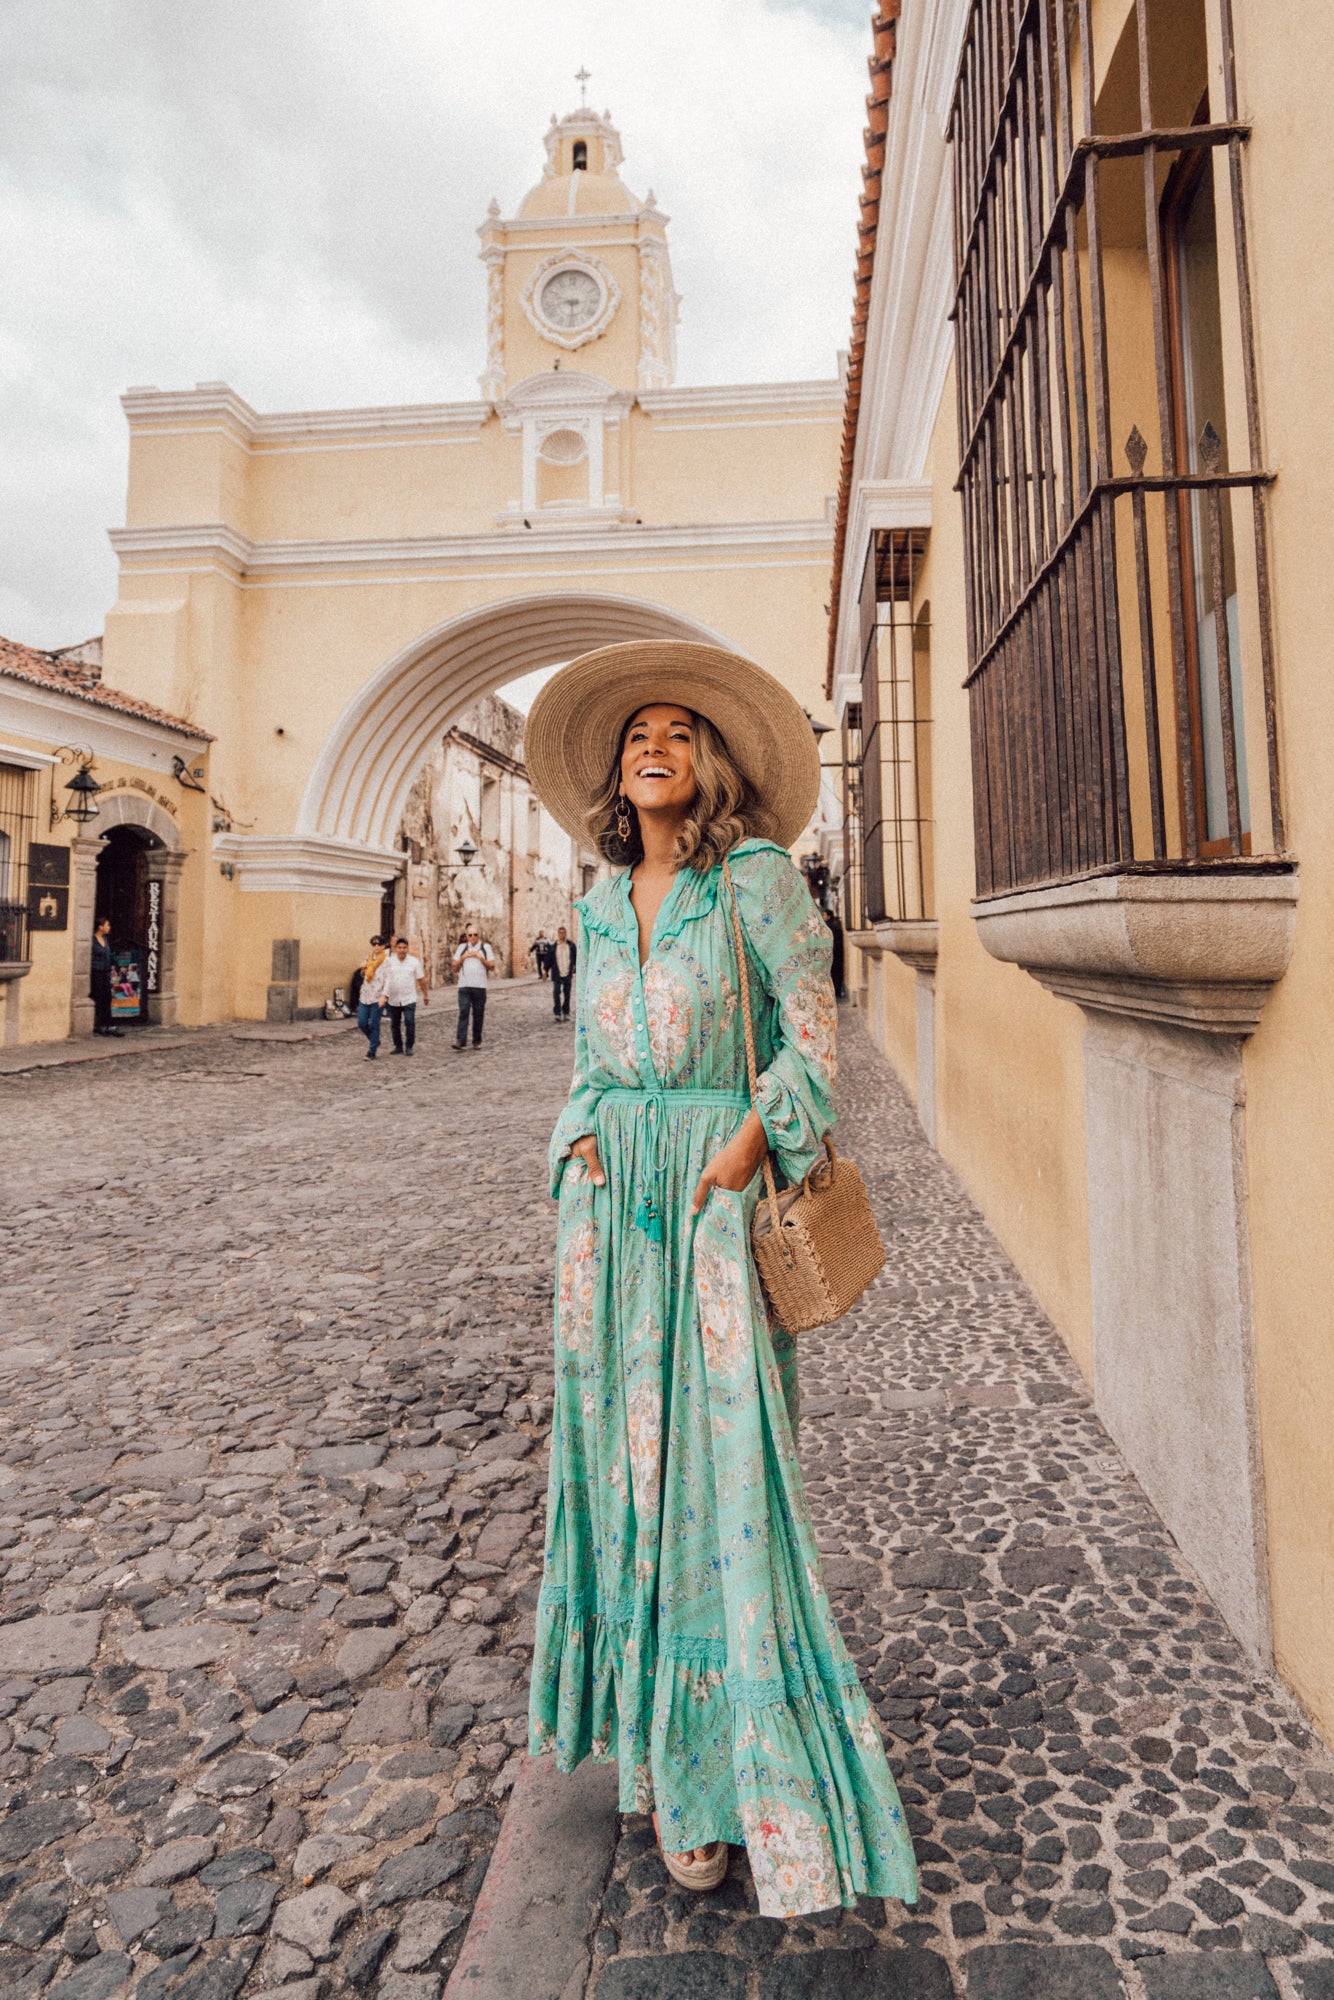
[692,1110,769,1213]
[570,1134,606,1187]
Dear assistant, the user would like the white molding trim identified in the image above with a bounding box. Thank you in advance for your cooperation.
[500,369,627,414]
[483,211,647,235]
[121,385,493,450]
[108,524,252,575]
[118,377,840,451]
[848,479,934,544]
[110,515,833,583]
[640,381,841,426]
[0,742,59,770]
[0,677,207,771]
[830,0,969,716]
[212,833,401,898]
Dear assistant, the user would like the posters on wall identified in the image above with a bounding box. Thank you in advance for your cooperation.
[110,950,144,1020]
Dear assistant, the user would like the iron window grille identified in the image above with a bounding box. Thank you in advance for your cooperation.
[950,0,1284,898]
[843,529,934,930]
[0,761,36,965]
[840,701,866,932]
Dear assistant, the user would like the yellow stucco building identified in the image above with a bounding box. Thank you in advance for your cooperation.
[58,101,841,1031]
[833,0,1334,1741]
[0,636,211,1046]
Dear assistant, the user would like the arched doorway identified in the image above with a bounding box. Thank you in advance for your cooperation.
[70,790,185,1037]
[95,825,163,1025]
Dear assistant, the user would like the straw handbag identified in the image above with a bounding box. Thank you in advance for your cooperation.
[722,859,886,1333]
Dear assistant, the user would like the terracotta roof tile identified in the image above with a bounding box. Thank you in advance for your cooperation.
[0,635,211,740]
[827,3,901,697]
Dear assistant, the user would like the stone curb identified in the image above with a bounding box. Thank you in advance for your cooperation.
[444,1755,619,2000]
[0,975,546,1074]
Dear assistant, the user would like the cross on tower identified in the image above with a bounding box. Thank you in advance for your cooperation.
[575,66,591,107]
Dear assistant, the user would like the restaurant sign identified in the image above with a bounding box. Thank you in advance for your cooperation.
[146,877,161,995]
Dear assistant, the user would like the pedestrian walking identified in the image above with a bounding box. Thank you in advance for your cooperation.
[355,934,389,1060]
[522,642,917,1914]
[826,905,846,1001]
[451,925,495,1049]
[530,931,551,980]
[550,923,576,1020]
[382,935,428,1053]
[90,916,123,1037]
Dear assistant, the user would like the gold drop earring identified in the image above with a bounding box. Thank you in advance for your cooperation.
[615,791,632,843]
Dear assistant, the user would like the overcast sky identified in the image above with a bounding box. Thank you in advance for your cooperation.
[2,0,869,649]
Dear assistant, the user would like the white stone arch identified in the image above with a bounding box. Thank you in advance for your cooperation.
[297,590,745,850]
[95,789,184,851]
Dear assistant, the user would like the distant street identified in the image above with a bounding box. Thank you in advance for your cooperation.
[1,987,1332,1999]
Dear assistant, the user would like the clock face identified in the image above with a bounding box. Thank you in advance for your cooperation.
[539,267,602,332]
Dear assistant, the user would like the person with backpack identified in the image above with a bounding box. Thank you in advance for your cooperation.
[451,926,496,1049]
[354,934,389,1060]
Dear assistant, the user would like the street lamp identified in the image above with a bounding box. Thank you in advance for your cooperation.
[440,835,480,885]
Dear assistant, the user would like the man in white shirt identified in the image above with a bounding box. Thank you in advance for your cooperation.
[382,935,429,1055]
[452,925,496,1049]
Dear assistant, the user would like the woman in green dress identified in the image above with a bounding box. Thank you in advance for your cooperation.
[523,641,918,1918]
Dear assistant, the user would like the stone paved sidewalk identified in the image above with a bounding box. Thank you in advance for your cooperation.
[2,984,1333,2000]
[579,1009,1334,2000]
[0,987,562,2000]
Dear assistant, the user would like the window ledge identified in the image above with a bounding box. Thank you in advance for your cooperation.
[971,866,1298,1035]
[879,918,939,973]
[845,928,886,958]
[847,920,939,973]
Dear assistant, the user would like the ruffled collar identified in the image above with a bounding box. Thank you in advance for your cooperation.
[576,872,633,942]
[575,839,786,947]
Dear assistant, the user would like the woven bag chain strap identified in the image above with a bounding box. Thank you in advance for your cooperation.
[721,857,785,1245]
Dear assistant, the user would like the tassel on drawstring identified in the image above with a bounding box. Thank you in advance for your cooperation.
[634,1192,664,1244]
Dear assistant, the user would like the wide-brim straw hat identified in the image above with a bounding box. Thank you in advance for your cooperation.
[523,641,822,851]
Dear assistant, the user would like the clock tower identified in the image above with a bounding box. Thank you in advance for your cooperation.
[478,103,677,401]
[477,101,678,524]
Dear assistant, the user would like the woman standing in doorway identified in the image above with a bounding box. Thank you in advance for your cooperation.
[90,916,122,1037]
[523,642,917,1917]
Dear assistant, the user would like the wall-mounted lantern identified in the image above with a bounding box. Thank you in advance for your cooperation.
[49,749,101,828]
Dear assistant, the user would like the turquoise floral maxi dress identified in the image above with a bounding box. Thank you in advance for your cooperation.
[528,837,918,1918]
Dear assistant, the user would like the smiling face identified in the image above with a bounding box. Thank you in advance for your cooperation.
[619,705,698,819]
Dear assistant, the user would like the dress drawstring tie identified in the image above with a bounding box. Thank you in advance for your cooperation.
[601,1086,750,1245]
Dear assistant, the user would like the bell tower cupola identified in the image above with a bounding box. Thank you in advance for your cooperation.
[476,92,679,405]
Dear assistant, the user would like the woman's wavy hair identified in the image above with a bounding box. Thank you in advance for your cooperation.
[586,706,776,872]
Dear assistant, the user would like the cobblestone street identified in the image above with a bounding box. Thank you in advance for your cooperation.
[2,985,1333,2000]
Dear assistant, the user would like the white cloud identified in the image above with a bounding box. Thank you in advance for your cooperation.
[1,0,866,645]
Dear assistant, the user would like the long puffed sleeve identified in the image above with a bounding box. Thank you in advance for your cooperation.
[547,917,603,1196]
[728,843,837,1186]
